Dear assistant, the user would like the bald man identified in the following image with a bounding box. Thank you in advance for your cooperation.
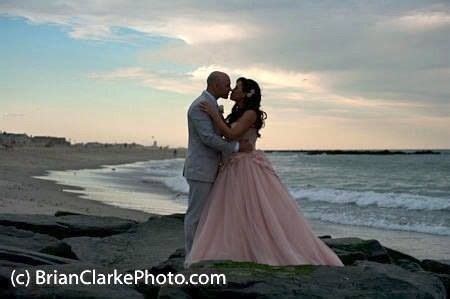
[182,71,252,258]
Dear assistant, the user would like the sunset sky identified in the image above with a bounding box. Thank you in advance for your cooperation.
[1,1,449,149]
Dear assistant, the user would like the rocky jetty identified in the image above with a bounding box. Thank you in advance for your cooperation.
[0,212,448,298]
[264,150,441,155]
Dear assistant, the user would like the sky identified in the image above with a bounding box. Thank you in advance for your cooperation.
[1,0,449,149]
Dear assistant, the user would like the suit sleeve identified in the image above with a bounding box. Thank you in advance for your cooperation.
[189,104,237,155]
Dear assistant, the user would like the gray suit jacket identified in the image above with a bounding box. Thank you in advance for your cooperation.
[183,91,237,183]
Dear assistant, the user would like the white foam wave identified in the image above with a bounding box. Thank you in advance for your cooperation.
[292,188,450,211]
[143,175,189,194]
[306,212,450,236]
[141,159,189,194]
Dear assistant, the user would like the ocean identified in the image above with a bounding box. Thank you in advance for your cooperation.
[35,151,450,260]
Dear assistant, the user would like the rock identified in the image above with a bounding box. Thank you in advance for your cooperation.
[0,261,31,268]
[12,286,144,299]
[134,248,187,298]
[330,248,366,265]
[421,260,450,297]
[384,246,424,272]
[157,287,193,299]
[0,211,446,298]
[0,267,13,298]
[164,213,185,221]
[0,245,77,267]
[0,214,67,239]
[56,214,138,237]
[323,237,391,264]
[433,273,450,299]
[152,248,186,274]
[0,225,76,259]
[422,259,450,275]
[54,211,84,217]
[0,266,10,290]
[0,213,137,239]
[0,243,77,292]
[438,274,450,298]
[64,214,185,271]
[2,263,144,299]
[152,253,445,299]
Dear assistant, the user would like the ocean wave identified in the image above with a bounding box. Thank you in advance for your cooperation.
[140,167,450,212]
[292,188,450,211]
[142,173,450,236]
[140,158,450,212]
[142,175,189,194]
[305,211,450,236]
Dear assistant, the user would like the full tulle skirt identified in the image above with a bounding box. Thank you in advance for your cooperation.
[184,150,344,268]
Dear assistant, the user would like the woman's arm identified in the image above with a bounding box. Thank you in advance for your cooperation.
[200,101,257,140]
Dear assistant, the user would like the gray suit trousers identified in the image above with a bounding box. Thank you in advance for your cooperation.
[184,179,213,257]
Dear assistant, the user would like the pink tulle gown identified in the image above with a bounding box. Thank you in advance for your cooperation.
[184,127,344,268]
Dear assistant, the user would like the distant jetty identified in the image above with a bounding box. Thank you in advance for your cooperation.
[264,150,441,155]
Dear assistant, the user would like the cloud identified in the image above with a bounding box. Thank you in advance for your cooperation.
[89,64,333,101]
[2,0,450,122]
[2,113,25,118]
[0,1,257,44]
[380,11,450,32]
[89,63,443,122]
[89,67,202,94]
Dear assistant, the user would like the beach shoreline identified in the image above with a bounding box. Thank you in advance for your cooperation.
[1,146,448,260]
[0,146,185,222]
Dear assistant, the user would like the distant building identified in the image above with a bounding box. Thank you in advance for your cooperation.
[0,132,31,146]
[84,142,104,148]
[31,136,70,147]
[152,140,158,148]
[1,131,72,148]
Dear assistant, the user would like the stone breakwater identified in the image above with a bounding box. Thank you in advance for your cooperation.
[0,212,448,298]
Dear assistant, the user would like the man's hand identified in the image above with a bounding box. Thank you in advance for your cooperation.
[238,139,253,152]
[199,101,220,121]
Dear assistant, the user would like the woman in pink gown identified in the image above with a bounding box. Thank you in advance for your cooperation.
[184,78,344,269]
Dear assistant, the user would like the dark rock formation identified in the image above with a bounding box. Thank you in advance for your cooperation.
[63,213,185,271]
[151,251,445,299]
[0,225,76,259]
[0,245,77,267]
[0,212,446,298]
[0,213,137,239]
[421,259,450,297]
[323,237,391,264]
[1,263,144,298]
[422,259,450,275]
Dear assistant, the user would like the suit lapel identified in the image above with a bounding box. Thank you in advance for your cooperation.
[202,91,219,109]
[201,91,221,135]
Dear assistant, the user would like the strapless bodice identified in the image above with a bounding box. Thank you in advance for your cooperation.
[240,128,258,148]
[231,123,258,148]
[220,125,258,164]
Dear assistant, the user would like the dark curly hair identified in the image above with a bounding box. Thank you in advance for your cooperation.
[225,77,267,137]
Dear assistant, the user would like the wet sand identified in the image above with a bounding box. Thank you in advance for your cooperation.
[0,146,185,222]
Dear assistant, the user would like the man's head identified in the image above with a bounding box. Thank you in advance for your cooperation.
[206,71,231,100]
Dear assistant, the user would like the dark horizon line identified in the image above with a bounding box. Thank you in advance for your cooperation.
[261,149,448,155]
[262,148,450,151]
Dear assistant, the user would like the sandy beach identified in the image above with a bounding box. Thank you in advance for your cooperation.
[0,146,185,222]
